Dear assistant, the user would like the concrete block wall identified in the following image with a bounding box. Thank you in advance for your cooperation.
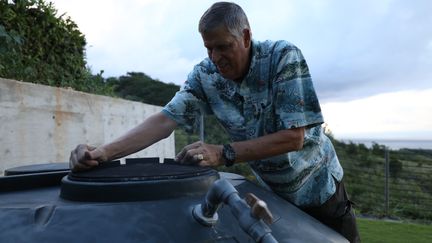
[0,78,175,175]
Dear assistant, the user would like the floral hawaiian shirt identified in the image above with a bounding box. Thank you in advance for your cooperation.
[162,40,343,207]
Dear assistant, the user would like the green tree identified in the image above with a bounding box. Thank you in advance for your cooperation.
[372,142,385,156]
[389,158,403,177]
[108,72,180,106]
[346,141,358,155]
[0,0,112,94]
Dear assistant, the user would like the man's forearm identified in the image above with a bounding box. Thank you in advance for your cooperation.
[100,112,177,161]
[231,127,305,163]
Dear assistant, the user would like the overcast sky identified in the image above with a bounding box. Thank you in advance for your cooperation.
[51,0,432,141]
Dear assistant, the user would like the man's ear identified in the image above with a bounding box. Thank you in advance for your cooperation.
[242,29,252,48]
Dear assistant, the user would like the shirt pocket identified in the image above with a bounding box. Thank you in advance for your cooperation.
[246,92,274,132]
[244,95,271,121]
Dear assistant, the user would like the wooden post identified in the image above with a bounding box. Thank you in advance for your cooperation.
[384,147,390,216]
[200,113,204,142]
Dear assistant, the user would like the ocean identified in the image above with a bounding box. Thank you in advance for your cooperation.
[338,139,432,150]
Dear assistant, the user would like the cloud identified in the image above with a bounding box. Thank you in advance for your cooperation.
[321,88,432,139]
[295,0,432,101]
[53,0,210,83]
[49,0,432,140]
[52,0,432,98]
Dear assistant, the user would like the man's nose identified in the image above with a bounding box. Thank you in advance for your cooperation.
[210,50,221,63]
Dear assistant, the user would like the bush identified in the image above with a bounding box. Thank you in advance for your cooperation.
[0,0,111,94]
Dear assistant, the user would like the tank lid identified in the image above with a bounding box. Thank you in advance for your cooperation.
[60,158,219,202]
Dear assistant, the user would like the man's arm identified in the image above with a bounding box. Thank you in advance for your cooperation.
[70,112,177,171]
[175,127,305,166]
[230,127,304,162]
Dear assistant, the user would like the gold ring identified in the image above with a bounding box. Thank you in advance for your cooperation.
[194,154,204,161]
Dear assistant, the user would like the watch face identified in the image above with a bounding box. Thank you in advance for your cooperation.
[223,144,235,166]
[226,148,235,161]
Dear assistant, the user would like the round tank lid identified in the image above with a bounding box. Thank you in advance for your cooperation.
[60,158,219,202]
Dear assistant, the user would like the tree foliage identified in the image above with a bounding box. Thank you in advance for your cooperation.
[107,72,180,106]
[0,0,112,94]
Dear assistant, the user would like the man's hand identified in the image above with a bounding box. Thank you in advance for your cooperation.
[69,144,107,172]
[175,141,223,167]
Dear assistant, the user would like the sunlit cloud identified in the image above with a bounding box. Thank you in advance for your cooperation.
[321,89,432,139]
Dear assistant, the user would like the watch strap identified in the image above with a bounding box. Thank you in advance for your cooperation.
[223,144,235,167]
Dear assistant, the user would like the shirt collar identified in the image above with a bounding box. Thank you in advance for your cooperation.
[242,39,258,80]
[238,39,259,92]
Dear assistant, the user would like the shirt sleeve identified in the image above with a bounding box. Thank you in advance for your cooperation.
[162,64,212,133]
[272,42,324,129]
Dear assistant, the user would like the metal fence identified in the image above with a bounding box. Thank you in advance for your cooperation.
[342,148,432,221]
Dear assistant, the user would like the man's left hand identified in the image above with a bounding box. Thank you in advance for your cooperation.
[175,141,223,167]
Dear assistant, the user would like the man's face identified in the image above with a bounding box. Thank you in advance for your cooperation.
[201,26,251,81]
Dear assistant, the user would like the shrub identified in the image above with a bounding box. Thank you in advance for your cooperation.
[0,0,111,94]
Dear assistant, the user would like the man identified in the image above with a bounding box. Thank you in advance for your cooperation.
[70,2,360,242]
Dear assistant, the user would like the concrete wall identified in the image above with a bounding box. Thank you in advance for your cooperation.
[0,78,175,175]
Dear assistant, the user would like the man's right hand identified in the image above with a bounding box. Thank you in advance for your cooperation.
[69,144,107,172]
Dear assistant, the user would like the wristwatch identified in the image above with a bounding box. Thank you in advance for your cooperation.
[222,144,236,167]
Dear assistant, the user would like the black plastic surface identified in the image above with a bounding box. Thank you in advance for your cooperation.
[0,171,68,192]
[60,159,220,202]
[5,162,70,176]
[68,158,215,182]
[0,159,349,243]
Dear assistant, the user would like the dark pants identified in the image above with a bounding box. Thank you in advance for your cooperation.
[302,179,360,243]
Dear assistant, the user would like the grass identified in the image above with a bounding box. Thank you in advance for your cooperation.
[358,218,432,243]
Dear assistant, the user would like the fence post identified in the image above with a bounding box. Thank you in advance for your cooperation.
[200,113,204,142]
[384,147,390,216]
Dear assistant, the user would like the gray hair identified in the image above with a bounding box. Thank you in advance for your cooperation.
[198,2,250,38]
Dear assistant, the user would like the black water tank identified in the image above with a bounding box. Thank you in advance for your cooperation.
[0,158,348,243]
